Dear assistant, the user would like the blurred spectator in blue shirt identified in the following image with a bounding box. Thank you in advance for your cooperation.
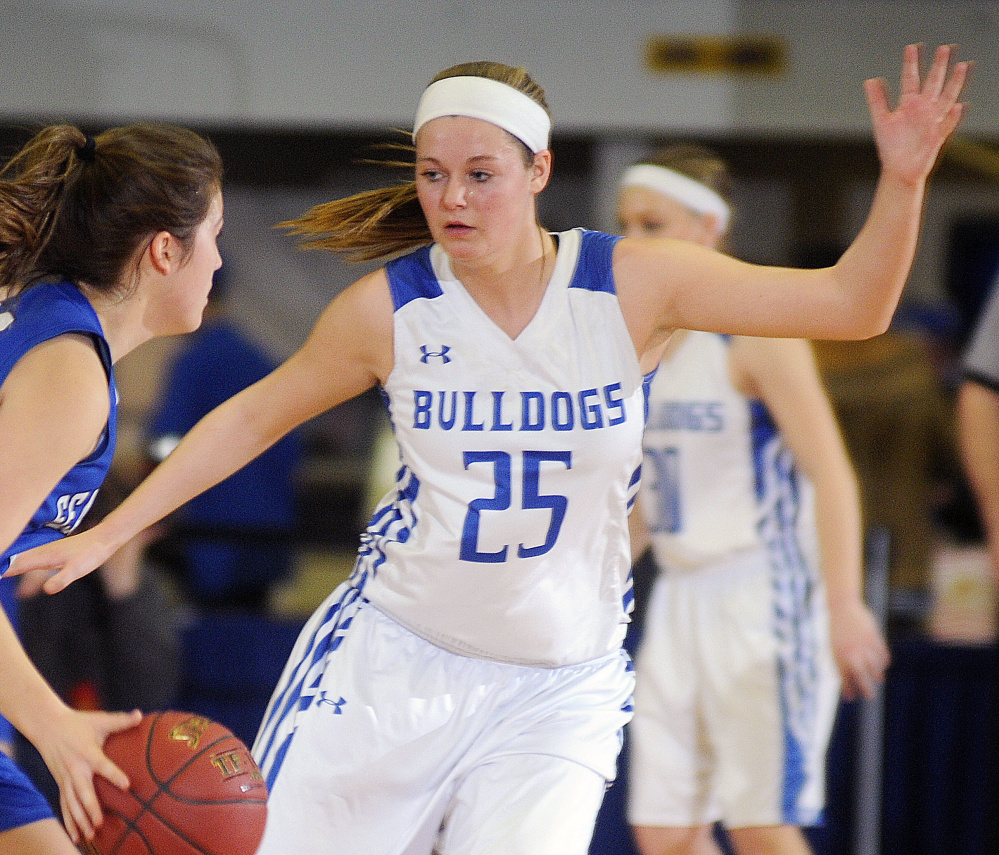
[147,264,303,612]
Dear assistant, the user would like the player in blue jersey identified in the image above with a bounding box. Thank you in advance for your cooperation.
[9,45,966,855]
[616,143,890,855]
[0,122,223,854]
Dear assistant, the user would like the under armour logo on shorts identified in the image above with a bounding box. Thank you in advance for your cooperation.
[318,692,347,714]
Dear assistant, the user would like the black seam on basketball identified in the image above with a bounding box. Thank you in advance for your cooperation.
[104,784,257,855]
[144,713,258,791]
[95,712,264,855]
[102,803,155,855]
[125,713,264,852]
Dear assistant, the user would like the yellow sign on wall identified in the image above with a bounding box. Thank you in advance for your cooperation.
[645,35,786,75]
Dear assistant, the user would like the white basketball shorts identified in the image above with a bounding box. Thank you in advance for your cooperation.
[627,548,839,829]
[252,584,634,854]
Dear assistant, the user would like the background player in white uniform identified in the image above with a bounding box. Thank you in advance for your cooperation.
[0,123,223,854]
[616,144,890,855]
[9,47,967,855]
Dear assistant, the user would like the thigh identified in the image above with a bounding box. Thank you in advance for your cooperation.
[706,556,838,828]
[0,819,80,855]
[438,753,606,855]
[700,561,784,827]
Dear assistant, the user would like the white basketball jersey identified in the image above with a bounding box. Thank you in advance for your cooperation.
[640,331,817,570]
[356,229,646,667]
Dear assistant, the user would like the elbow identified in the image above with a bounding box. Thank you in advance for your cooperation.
[859,312,893,340]
[838,301,896,341]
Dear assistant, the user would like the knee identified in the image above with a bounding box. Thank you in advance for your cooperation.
[632,823,717,855]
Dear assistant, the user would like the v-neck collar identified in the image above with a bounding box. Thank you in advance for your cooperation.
[429,230,577,345]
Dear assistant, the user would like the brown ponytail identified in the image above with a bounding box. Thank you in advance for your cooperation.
[281,61,550,263]
[0,125,86,292]
[0,122,222,298]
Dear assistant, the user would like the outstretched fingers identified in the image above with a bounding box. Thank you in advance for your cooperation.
[921,44,952,98]
[864,43,971,182]
[942,55,972,111]
[871,43,970,115]
[863,76,891,123]
[899,42,923,97]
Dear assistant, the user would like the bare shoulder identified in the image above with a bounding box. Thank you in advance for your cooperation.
[0,333,110,453]
[329,268,393,322]
[3,333,108,403]
[304,268,394,386]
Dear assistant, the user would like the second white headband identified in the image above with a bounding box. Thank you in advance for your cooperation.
[621,164,731,232]
[413,76,551,154]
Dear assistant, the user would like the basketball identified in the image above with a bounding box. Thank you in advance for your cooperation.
[84,711,268,855]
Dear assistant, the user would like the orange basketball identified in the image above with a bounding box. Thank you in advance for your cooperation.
[84,710,268,855]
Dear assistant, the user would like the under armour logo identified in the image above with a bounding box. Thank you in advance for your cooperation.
[318,692,347,714]
[420,344,452,364]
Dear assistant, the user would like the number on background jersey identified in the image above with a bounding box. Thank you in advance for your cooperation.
[645,446,682,533]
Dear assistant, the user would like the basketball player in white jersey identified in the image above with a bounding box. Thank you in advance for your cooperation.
[617,144,890,855]
[9,46,967,855]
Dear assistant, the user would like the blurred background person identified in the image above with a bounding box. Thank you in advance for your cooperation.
[616,143,889,855]
[957,278,999,579]
[146,262,304,614]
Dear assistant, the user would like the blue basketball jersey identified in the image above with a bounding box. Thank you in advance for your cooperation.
[0,282,117,577]
[356,229,646,667]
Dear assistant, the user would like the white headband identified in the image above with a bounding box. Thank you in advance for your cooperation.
[412,76,551,154]
[621,164,731,232]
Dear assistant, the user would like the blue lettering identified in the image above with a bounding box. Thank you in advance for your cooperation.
[705,402,724,431]
[578,388,602,430]
[460,451,511,562]
[414,390,432,429]
[491,391,514,431]
[463,391,485,431]
[604,383,626,426]
[413,384,632,431]
[521,392,545,431]
[518,451,571,558]
[438,391,458,430]
[551,391,574,431]
[647,400,724,432]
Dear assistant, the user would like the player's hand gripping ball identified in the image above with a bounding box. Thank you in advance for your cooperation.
[84,711,267,855]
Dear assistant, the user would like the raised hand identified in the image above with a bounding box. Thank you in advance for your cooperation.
[864,43,970,186]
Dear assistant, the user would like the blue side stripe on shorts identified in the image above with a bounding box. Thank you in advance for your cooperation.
[751,401,823,824]
[253,584,365,789]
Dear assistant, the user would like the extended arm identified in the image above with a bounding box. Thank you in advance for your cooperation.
[614,45,969,371]
[9,270,395,593]
[0,336,142,842]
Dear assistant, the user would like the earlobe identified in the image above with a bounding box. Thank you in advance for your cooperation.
[532,150,553,193]
[147,231,175,276]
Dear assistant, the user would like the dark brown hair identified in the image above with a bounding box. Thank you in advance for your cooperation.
[0,123,222,298]
[281,61,550,262]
